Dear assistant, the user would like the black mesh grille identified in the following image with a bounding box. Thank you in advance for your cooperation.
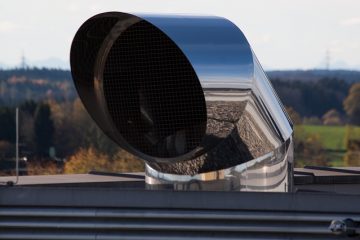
[103,20,207,158]
[71,17,119,86]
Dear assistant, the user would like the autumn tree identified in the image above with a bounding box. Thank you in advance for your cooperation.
[112,149,144,172]
[27,161,60,175]
[48,99,78,157]
[322,109,342,126]
[344,82,360,125]
[285,107,302,125]
[64,147,144,174]
[294,127,329,167]
[49,98,119,158]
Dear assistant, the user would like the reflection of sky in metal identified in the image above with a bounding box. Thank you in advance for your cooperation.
[140,14,254,85]
[253,56,293,140]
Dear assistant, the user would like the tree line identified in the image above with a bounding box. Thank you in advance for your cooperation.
[0,68,360,174]
[0,98,144,175]
[275,79,360,125]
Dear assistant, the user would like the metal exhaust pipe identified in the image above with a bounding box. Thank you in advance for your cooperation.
[70,12,294,192]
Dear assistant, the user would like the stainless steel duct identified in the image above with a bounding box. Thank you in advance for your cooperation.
[70,12,294,192]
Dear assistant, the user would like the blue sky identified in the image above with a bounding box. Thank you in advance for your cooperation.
[0,0,359,70]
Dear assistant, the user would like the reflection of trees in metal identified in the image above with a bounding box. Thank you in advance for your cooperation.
[149,99,275,175]
[207,101,246,123]
[236,111,274,159]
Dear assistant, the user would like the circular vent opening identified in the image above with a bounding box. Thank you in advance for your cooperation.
[103,20,207,158]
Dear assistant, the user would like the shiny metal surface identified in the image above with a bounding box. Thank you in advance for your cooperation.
[70,12,293,192]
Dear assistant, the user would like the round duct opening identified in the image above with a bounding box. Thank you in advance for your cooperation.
[101,20,207,159]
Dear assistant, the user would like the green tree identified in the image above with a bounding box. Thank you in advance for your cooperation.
[20,100,37,116]
[34,103,54,156]
[0,141,14,159]
[344,82,360,125]
[19,100,37,148]
[0,107,15,142]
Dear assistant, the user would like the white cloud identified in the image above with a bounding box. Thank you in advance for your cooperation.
[340,17,360,26]
[0,20,18,32]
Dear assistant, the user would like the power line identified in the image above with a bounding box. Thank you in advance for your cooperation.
[325,49,330,71]
[20,51,27,69]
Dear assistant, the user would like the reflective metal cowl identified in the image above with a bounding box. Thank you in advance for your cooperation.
[70,12,294,192]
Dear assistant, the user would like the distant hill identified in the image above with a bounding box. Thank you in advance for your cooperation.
[30,58,70,70]
[1,68,359,84]
[0,68,75,106]
[0,68,71,81]
[267,69,360,83]
[267,70,359,117]
[0,58,70,70]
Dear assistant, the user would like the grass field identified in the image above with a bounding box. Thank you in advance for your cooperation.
[301,125,345,151]
[295,125,360,167]
[298,125,360,151]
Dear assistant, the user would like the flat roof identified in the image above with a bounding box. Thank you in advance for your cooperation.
[0,167,359,194]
